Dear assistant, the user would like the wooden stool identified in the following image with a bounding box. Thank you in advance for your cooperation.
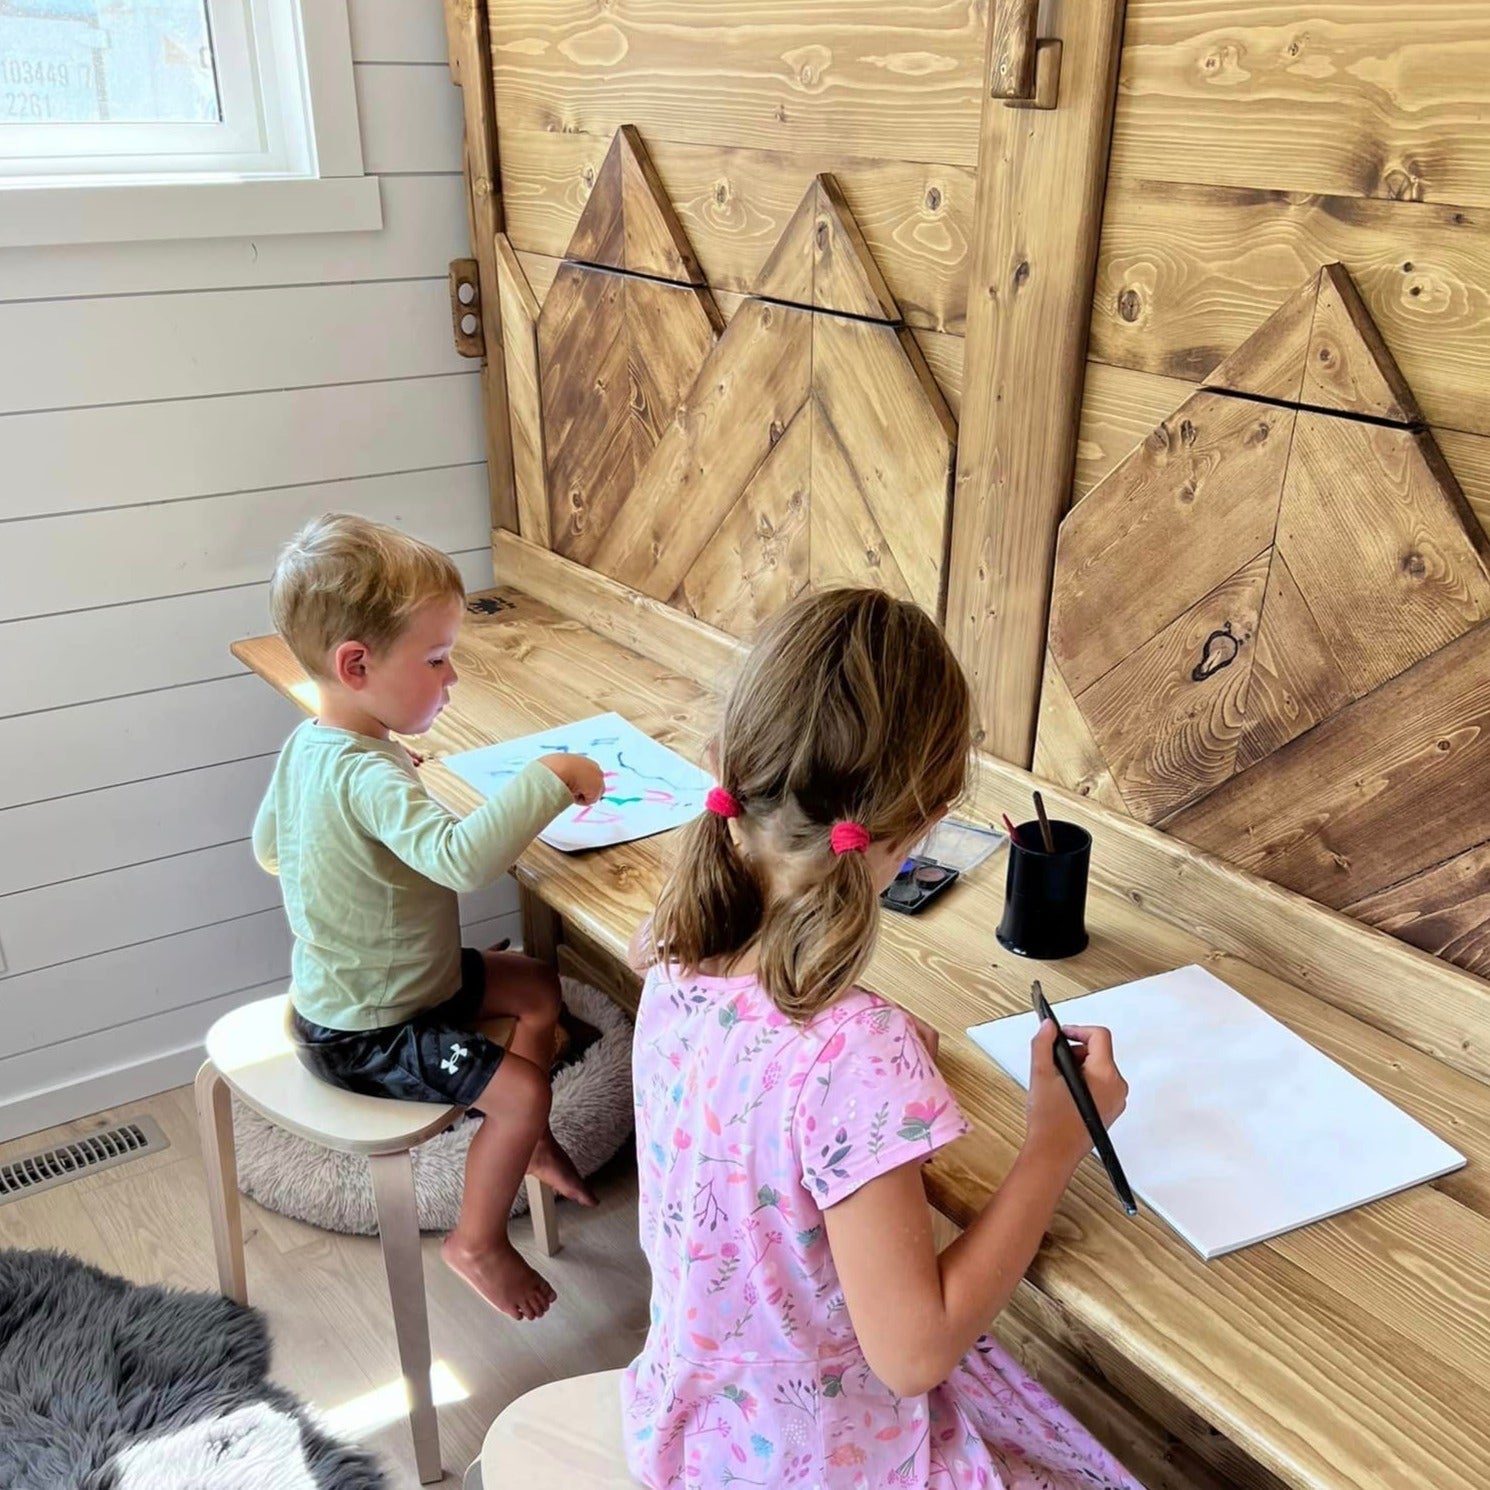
[467,1370,635,1489]
[195,993,560,1484]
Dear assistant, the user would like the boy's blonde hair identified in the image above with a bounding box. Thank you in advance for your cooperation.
[269,513,465,677]
[646,588,972,1020]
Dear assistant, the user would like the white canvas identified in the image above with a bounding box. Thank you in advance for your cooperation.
[442,712,712,853]
[967,965,1465,1260]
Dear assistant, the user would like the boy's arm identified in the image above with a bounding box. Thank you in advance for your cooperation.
[252,790,279,875]
[348,754,575,893]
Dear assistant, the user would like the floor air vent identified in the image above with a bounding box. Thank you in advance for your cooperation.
[0,1117,169,1205]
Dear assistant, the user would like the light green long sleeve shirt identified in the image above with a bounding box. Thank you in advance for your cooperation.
[253,721,571,1031]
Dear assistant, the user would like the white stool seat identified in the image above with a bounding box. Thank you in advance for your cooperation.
[205,994,464,1154]
[476,1370,637,1488]
[196,990,536,1485]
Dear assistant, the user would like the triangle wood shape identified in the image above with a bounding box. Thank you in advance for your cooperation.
[585,181,953,633]
[565,124,705,286]
[1038,263,1490,825]
[1201,262,1421,425]
[753,175,900,322]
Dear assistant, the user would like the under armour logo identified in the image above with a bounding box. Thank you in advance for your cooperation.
[440,1042,469,1075]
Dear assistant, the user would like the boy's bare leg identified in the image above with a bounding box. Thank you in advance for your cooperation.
[478,948,597,1207]
[441,1053,554,1319]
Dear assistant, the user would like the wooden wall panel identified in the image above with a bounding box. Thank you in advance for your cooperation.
[1111,1,1490,209]
[487,1,987,167]
[945,0,1129,763]
[1089,181,1490,438]
[1073,359,1490,530]
[499,129,974,332]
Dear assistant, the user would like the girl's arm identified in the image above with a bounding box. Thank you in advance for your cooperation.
[822,1020,1126,1398]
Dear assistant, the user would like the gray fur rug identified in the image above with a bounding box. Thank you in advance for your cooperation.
[0,1248,383,1489]
[233,978,634,1234]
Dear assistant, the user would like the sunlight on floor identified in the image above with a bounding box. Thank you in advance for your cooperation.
[321,1360,468,1438]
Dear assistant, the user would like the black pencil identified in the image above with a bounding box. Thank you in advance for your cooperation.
[1032,980,1138,1217]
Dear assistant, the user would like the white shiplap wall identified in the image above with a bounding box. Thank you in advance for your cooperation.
[0,3,518,1143]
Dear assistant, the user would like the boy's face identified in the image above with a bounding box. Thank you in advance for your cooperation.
[357,596,464,736]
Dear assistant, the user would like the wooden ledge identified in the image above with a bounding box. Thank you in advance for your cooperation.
[235,553,1490,1490]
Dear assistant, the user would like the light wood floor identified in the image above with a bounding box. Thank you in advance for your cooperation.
[0,1086,652,1487]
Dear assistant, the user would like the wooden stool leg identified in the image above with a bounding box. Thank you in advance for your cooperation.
[369,1150,441,1485]
[525,1174,561,1257]
[194,1061,248,1306]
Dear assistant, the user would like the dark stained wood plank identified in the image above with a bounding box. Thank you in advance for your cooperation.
[1349,842,1490,979]
[808,394,916,602]
[1031,653,1130,815]
[562,122,625,269]
[1275,413,1490,700]
[1165,618,1490,909]
[616,123,707,284]
[538,263,629,560]
[1078,553,1269,822]
[988,0,1039,100]
[1302,262,1421,424]
[1049,392,1291,697]
[1089,181,1490,437]
[1199,270,1317,407]
[499,130,975,334]
[812,175,900,320]
[810,310,955,615]
[673,406,810,636]
[1236,550,1351,770]
[494,234,550,547]
[487,1,989,168]
[589,298,813,599]
[1110,0,1490,209]
[944,0,1129,761]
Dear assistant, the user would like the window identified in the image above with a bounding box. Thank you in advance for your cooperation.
[0,0,380,246]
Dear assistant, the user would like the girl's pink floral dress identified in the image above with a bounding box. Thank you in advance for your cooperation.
[623,964,1144,1490]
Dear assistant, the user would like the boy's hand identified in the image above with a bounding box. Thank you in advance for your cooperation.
[1024,1021,1127,1172]
[541,752,605,805]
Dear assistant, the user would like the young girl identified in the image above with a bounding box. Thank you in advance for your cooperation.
[625,588,1139,1489]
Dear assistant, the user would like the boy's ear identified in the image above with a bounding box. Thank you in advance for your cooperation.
[332,639,370,690]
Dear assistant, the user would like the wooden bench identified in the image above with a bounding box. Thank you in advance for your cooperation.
[234,531,1490,1490]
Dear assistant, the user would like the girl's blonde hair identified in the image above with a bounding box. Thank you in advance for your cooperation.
[269,513,465,677]
[648,588,972,1019]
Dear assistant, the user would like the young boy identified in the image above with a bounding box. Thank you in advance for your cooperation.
[252,513,603,1321]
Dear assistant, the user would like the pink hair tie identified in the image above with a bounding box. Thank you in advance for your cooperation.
[830,820,872,856]
[705,786,743,819]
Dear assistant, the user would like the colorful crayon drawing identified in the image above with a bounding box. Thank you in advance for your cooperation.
[442,712,712,853]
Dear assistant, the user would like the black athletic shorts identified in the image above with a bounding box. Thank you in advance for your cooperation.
[289,947,505,1108]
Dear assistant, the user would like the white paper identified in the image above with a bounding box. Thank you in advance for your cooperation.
[443,712,712,853]
[967,965,1465,1260]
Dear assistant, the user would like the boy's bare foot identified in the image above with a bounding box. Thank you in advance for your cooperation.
[441,1234,555,1321]
[528,1130,599,1207]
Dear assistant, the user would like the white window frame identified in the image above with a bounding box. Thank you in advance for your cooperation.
[0,0,381,248]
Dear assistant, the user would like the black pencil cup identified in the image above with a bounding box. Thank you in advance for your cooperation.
[996,820,1091,960]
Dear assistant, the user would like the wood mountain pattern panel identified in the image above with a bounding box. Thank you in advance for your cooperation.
[1035,264,1490,976]
[496,126,957,636]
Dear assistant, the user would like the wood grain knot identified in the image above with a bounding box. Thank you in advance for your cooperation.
[1117,288,1142,323]
[1191,622,1241,683]
[1402,552,1427,579]
[925,187,942,212]
[1013,260,1031,292]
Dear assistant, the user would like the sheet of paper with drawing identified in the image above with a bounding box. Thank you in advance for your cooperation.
[967,965,1466,1260]
[443,712,712,853]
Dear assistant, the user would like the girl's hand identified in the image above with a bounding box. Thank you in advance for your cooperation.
[1024,1020,1128,1172]
[540,752,605,805]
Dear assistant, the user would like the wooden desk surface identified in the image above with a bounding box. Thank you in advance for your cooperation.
[235,589,1490,1490]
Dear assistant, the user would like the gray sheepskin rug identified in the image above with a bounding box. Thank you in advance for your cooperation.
[233,978,634,1234]
[0,1248,383,1490]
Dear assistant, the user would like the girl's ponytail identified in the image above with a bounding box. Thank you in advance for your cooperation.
[647,794,763,973]
[756,834,879,1020]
